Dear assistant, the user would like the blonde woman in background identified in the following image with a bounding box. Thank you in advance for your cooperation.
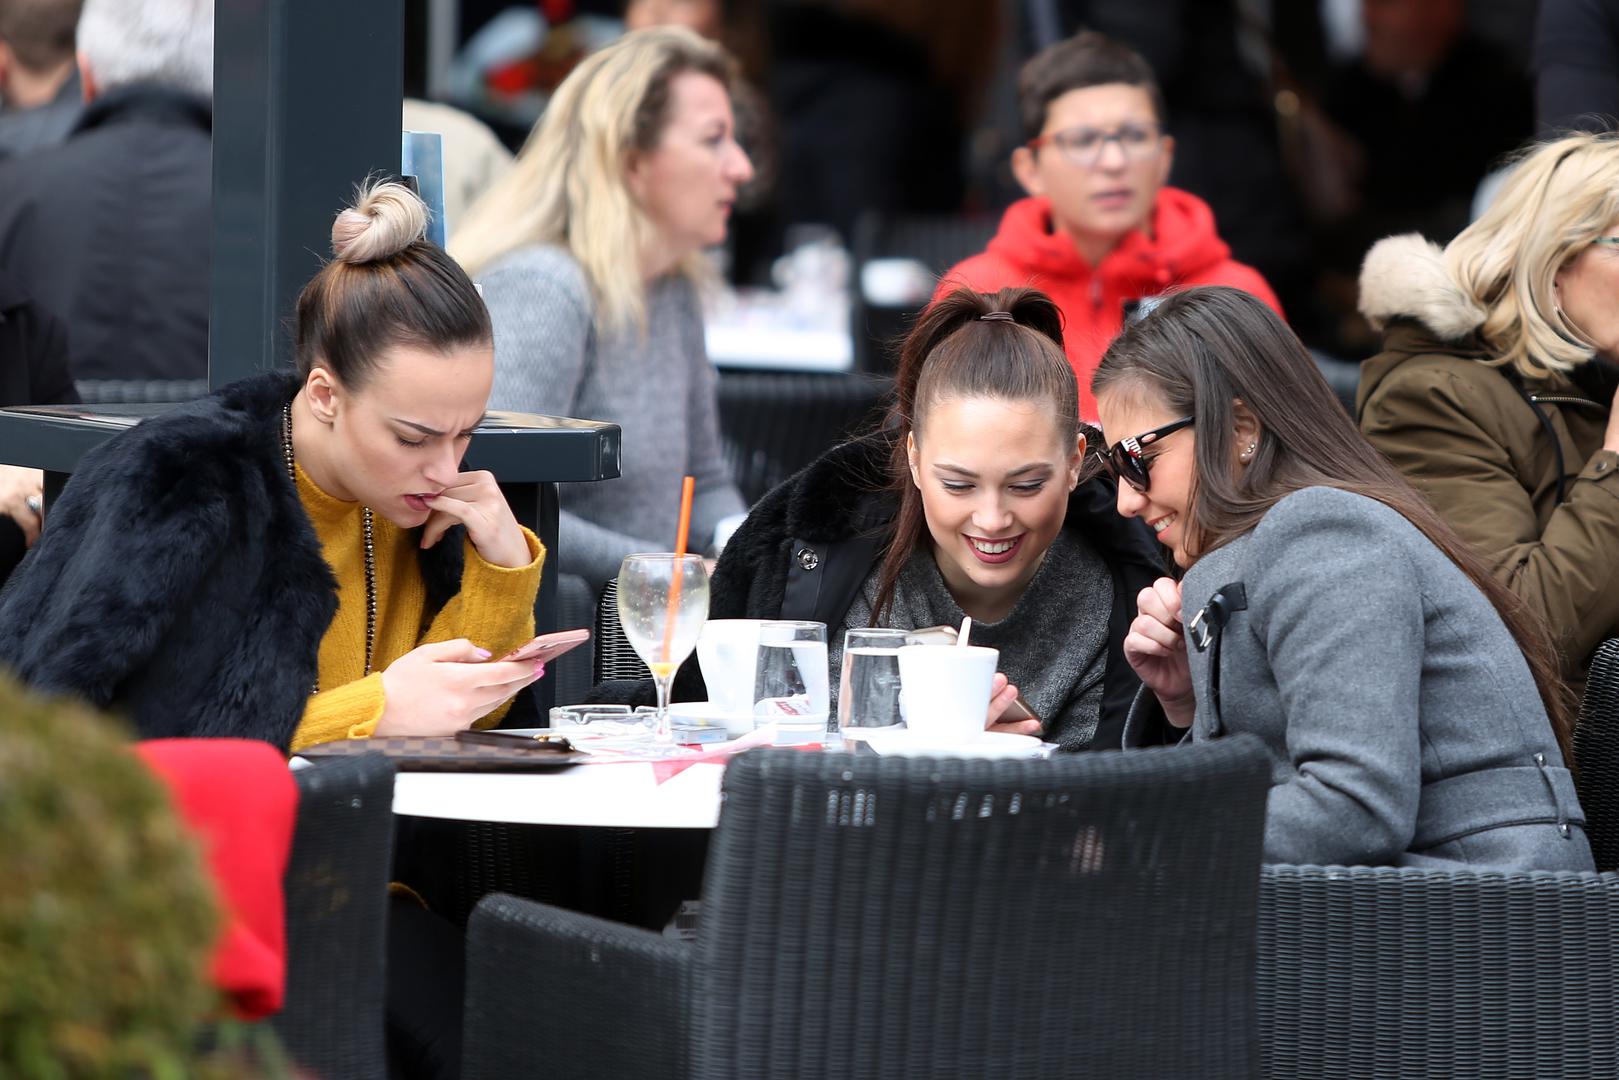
[1357,131,1619,690]
[453,26,752,590]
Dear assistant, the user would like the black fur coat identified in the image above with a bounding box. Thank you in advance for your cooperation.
[0,372,465,749]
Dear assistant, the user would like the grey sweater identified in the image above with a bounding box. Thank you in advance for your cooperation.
[478,246,746,586]
[832,530,1114,750]
[1137,485,1592,871]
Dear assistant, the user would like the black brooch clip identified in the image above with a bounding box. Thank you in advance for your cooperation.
[1188,583,1247,653]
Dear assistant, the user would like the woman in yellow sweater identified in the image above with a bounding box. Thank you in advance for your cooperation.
[0,181,546,752]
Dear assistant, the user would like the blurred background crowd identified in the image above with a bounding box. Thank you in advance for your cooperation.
[0,0,1600,384]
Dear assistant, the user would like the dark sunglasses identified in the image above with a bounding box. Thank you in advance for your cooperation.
[1104,416,1194,493]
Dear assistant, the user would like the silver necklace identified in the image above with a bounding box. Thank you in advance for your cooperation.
[283,402,376,688]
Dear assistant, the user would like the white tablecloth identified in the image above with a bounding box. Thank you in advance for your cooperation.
[389,761,725,829]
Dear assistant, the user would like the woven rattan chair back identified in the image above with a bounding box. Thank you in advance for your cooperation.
[1576,639,1619,871]
[594,578,652,683]
[1259,863,1619,1078]
[274,754,396,1080]
[689,738,1271,1080]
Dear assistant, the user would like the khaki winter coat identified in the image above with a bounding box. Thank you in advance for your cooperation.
[1357,234,1619,688]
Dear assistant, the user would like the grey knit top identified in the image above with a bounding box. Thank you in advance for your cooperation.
[829,529,1115,750]
[477,245,747,587]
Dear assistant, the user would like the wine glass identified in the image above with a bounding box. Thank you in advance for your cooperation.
[616,553,710,743]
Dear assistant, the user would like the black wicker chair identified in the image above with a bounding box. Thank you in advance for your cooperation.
[1576,638,1619,871]
[75,378,209,404]
[463,737,1272,1080]
[594,577,651,683]
[274,754,396,1080]
[849,211,1000,374]
[1257,864,1619,1078]
[716,370,891,506]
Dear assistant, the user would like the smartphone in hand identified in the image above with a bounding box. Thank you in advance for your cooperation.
[494,628,590,665]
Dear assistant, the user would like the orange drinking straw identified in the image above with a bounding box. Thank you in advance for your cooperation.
[661,475,697,662]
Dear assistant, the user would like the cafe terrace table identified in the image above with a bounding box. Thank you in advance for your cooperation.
[388,761,726,829]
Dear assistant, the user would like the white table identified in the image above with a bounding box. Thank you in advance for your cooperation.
[389,761,726,829]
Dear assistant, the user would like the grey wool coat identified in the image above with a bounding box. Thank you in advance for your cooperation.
[1130,486,1593,871]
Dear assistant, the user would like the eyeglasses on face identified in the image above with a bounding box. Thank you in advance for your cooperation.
[1028,121,1162,169]
[1104,415,1194,493]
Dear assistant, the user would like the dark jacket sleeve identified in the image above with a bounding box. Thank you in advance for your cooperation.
[1534,0,1619,133]
[0,434,226,707]
[28,299,79,405]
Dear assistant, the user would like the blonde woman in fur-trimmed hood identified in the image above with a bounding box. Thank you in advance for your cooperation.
[1357,131,1619,690]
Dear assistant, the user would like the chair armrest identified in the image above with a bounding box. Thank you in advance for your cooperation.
[462,893,692,1080]
[1258,864,1619,1078]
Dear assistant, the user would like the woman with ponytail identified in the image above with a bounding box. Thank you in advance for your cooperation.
[0,180,548,754]
[657,285,1164,750]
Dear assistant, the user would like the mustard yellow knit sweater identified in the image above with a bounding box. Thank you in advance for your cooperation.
[288,463,545,752]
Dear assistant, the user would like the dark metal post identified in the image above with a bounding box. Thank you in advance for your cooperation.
[209,0,404,384]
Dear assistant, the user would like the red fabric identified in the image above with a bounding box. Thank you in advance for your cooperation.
[134,739,297,1020]
[936,188,1284,421]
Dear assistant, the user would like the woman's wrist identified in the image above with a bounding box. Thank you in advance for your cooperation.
[1158,690,1196,729]
[470,525,540,570]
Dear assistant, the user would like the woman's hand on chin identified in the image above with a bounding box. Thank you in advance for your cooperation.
[418,469,532,568]
[1124,578,1195,728]
[985,672,1041,736]
[376,638,545,736]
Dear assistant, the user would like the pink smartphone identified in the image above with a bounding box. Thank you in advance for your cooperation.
[494,628,590,665]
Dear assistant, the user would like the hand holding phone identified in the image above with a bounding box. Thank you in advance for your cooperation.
[495,628,590,665]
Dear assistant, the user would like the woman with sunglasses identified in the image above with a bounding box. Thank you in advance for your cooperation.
[1094,285,1591,870]
[606,286,1166,749]
[1358,131,1619,692]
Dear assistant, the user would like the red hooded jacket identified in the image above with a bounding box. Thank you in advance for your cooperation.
[937,187,1282,420]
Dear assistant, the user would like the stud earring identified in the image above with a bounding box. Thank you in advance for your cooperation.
[1240,441,1256,462]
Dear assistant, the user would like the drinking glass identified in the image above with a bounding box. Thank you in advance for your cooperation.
[837,628,910,743]
[752,620,829,746]
[616,553,710,743]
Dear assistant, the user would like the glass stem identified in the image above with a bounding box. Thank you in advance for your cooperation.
[654,674,674,744]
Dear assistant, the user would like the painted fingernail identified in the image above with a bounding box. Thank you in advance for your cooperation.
[474,648,492,660]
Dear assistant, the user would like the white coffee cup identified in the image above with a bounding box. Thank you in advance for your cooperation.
[896,644,999,744]
[695,619,764,733]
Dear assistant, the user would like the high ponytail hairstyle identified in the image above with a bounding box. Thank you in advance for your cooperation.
[871,285,1083,619]
[295,179,492,389]
[1094,285,1574,759]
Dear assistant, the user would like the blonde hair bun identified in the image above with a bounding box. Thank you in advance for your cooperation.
[331,180,429,265]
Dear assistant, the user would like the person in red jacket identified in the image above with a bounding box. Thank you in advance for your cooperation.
[939,31,1281,420]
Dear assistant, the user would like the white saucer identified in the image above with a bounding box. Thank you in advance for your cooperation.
[861,730,1044,759]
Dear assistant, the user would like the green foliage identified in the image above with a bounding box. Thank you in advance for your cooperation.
[0,676,221,1078]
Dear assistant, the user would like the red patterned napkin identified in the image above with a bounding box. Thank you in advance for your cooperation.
[572,725,822,783]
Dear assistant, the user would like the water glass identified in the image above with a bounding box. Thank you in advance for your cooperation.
[616,553,710,743]
[751,620,829,746]
[837,628,911,743]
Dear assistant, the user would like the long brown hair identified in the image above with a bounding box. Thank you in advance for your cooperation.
[1093,286,1574,756]
[872,286,1082,619]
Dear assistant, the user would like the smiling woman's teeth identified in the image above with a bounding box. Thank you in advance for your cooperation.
[970,538,1015,554]
[1152,514,1176,535]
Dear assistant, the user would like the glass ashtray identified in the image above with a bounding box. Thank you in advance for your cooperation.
[548,704,657,736]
